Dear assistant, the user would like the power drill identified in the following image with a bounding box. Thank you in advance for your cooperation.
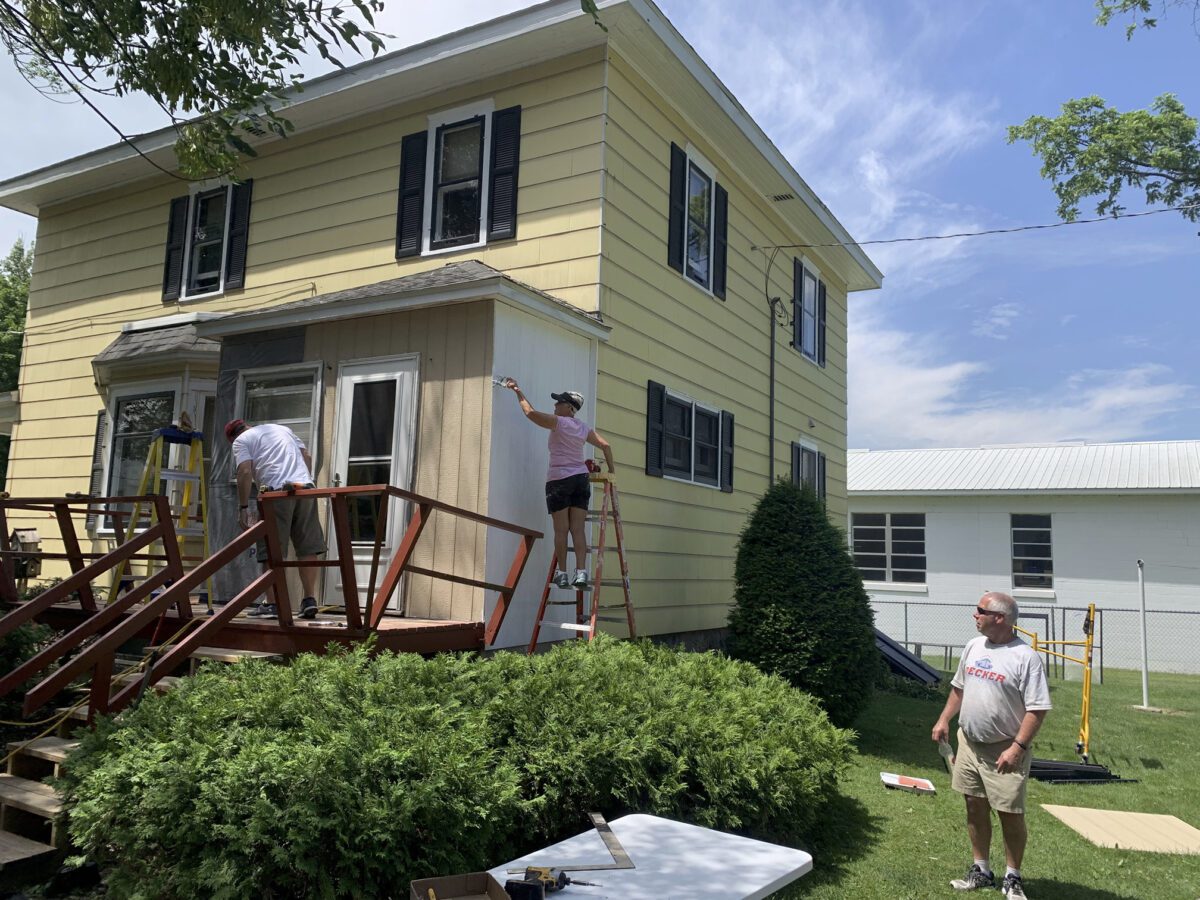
[517,867,600,893]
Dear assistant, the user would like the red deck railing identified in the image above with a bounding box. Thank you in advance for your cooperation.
[0,485,541,722]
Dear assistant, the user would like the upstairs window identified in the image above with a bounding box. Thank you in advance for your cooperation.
[646,381,733,492]
[792,259,827,367]
[852,512,926,583]
[161,180,254,302]
[395,102,522,258]
[667,143,728,298]
[1012,513,1053,589]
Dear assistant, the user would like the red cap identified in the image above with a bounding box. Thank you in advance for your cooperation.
[224,419,246,443]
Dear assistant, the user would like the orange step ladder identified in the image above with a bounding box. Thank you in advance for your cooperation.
[527,472,635,653]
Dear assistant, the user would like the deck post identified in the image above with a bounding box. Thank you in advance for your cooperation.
[329,494,362,629]
[486,533,535,646]
[259,496,294,625]
[54,502,97,611]
[368,500,431,629]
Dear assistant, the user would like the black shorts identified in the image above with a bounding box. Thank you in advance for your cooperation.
[546,473,590,513]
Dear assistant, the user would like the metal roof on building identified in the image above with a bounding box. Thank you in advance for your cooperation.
[847,441,1200,494]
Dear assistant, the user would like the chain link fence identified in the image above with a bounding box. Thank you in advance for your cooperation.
[871,599,1200,679]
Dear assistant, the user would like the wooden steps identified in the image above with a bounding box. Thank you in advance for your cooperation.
[0,775,62,819]
[148,645,282,664]
[5,738,77,768]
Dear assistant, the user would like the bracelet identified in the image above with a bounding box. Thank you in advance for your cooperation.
[1013,738,1029,751]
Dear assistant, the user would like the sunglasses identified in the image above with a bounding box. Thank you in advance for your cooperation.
[975,606,1004,617]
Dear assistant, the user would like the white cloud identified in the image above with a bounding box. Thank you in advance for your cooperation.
[1060,314,1077,326]
[849,302,1192,447]
[971,302,1021,340]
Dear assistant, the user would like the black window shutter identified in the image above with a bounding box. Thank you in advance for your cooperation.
[817,280,827,368]
[790,442,801,486]
[720,410,734,493]
[792,258,803,348]
[395,130,428,258]
[488,105,522,242]
[817,451,827,502]
[667,143,686,273]
[224,179,254,290]
[85,409,108,530]
[161,196,189,302]
[645,380,666,477]
[712,183,728,299]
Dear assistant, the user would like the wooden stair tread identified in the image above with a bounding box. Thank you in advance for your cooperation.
[148,645,281,663]
[0,829,57,865]
[5,737,78,765]
[114,673,181,689]
[0,774,63,817]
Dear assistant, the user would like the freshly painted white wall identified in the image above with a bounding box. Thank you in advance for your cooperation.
[484,302,598,649]
[850,493,1200,674]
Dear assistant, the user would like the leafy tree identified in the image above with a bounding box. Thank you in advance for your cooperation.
[727,479,878,727]
[1,2,607,180]
[0,239,31,487]
[1009,1,1200,223]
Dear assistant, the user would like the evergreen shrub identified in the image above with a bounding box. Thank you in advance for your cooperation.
[727,479,879,727]
[59,637,852,899]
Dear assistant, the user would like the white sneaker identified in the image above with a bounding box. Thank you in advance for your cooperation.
[553,570,570,589]
[572,569,590,590]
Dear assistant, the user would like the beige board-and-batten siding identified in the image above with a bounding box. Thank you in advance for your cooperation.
[9,48,607,572]
[593,50,851,635]
[306,302,494,623]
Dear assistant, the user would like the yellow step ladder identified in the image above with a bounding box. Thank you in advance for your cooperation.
[527,472,635,652]
[106,424,213,609]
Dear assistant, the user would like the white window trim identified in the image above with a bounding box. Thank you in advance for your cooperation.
[662,387,724,491]
[178,179,234,303]
[796,256,822,365]
[234,362,324,476]
[421,99,495,257]
[97,378,183,536]
[679,144,719,296]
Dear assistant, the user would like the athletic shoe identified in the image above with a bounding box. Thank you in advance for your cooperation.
[572,569,590,590]
[299,597,319,620]
[1001,874,1027,898]
[247,602,278,619]
[950,864,995,891]
[553,570,570,589]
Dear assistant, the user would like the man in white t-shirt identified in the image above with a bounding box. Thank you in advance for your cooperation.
[933,591,1051,900]
[503,379,614,589]
[225,419,326,620]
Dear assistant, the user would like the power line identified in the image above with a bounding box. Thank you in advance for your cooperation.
[753,202,1200,251]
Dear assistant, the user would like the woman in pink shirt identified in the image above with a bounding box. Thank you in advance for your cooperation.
[504,379,615,589]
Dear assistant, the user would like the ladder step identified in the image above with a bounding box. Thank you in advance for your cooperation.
[546,622,592,633]
[545,600,578,606]
[159,469,201,482]
[0,774,63,818]
[595,616,629,623]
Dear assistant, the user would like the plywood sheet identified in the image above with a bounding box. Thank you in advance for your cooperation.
[1042,805,1200,854]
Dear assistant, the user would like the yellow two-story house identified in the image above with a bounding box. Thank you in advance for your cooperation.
[0,0,881,648]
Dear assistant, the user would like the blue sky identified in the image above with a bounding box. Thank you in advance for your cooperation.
[1,0,1197,448]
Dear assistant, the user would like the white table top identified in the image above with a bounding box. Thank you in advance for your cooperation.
[489,813,813,900]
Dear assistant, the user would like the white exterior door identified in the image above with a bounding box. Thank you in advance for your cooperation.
[325,355,419,610]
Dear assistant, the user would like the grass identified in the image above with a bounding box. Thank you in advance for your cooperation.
[775,666,1200,899]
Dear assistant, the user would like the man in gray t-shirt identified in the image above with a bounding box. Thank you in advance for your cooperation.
[933,592,1051,899]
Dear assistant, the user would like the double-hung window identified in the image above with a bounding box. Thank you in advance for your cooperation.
[791,441,827,501]
[237,365,322,462]
[851,513,926,583]
[646,381,734,492]
[395,101,522,257]
[1011,514,1053,588]
[161,181,254,302]
[667,143,728,298]
[792,259,827,366]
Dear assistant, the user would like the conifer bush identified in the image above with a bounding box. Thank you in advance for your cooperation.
[59,638,852,899]
[727,479,878,727]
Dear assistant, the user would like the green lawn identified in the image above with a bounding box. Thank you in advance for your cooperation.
[776,667,1200,899]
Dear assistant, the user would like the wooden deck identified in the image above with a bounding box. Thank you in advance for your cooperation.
[33,602,485,656]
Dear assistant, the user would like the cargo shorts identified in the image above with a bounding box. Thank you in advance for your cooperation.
[951,728,1032,814]
[256,491,326,560]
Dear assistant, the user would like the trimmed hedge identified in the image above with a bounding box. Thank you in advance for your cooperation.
[59,638,852,899]
[727,479,878,727]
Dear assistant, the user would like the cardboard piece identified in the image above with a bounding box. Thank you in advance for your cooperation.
[1042,804,1200,855]
[409,872,510,900]
[880,772,936,794]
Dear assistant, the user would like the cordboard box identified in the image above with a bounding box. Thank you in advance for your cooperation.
[409,871,510,900]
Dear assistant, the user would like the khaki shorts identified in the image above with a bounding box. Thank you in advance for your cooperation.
[951,728,1031,814]
[256,495,326,559]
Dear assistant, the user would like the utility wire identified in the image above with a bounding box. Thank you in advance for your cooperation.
[754,202,1200,251]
